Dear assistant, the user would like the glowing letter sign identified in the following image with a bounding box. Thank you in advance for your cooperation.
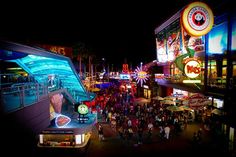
[181,1,214,37]
[55,114,71,128]
[122,64,129,73]
[134,66,149,87]
[184,59,201,78]
[50,46,66,56]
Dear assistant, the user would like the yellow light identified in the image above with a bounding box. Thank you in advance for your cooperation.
[183,80,201,83]
[181,1,214,37]
[6,67,22,70]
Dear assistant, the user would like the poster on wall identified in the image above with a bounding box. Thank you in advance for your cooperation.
[167,31,181,61]
[182,30,205,56]
[156,32,167,63]
[50,93,64,115]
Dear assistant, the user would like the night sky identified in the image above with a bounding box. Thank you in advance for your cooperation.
[0,0,227,68]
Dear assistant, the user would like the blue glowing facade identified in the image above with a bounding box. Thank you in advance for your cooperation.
[0,40,93,104]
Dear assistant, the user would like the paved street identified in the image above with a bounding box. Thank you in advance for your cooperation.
[82,115,230,157]
[30,112,233,157]
[4,112,232,157]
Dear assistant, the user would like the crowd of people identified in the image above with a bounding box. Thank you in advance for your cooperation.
[94,83,194,145]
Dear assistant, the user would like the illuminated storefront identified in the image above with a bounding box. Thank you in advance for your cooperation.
[154,1,236,99]
[0,40,96,150]
[154,1,236,152]
[38,129,91,148]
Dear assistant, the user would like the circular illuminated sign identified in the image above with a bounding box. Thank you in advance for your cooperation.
[184,59,201,78]
[137,71,147,79]
[134,66,149,86]
[181,2,214,37]
[78,104,89,115]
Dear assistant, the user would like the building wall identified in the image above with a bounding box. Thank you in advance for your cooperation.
[1,97,50,155]
[11,98,50,134]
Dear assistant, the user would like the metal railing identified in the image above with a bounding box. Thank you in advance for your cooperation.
[1,82,48,113]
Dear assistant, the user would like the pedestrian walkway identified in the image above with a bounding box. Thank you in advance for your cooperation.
[86,118,231,157]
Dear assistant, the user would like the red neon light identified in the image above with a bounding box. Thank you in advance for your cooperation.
[186,65,201,74]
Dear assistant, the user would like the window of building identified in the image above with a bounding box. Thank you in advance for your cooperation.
[208,21,228,55]
[231,16,236,51]
[208,60,217,86]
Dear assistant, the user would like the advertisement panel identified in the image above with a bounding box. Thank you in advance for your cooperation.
[208,21,228,54]
[156,31,167,63]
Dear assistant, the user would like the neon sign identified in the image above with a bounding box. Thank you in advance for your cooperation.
[134,66,149,86]
[50,46,66,56]
[122,64,129,73]
[181,1,214,37]
[183,58,202,83]
[78,104,89,115]
[184,59,201,78]
[55,114,71,128]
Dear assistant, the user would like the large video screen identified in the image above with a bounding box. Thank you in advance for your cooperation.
[208,21,228,54]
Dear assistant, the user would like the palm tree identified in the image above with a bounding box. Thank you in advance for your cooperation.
[73,42,95,79]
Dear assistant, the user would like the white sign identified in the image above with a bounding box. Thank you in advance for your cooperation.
[184,59,201,78]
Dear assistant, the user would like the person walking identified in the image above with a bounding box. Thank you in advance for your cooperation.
[147,121,154,139]
[137,126,143,144]
[98,124,104,141]
[164,124,170,140]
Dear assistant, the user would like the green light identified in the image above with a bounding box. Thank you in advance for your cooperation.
[78,104,89,115]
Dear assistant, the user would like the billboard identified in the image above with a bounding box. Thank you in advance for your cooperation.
[208,21,228,54]
[120,73,131,80]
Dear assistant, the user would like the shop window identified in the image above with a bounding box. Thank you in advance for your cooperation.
[232,61,236,87]
[222,67,227,79]
[222,59,227,79]
[233,61,236,76]
[208,60,217,86]
[208,58,227,88]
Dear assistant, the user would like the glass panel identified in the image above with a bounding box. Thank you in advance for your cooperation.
[2,91,21,112]
[23,85,37,106]
[222,67,227,78]
[208,21,228,54]
[208,60,217,86]
[208,60,216,66]
[15,54,88,102]
[233,64,236,76]
[231,17,236,51]
[223,59,227,66]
